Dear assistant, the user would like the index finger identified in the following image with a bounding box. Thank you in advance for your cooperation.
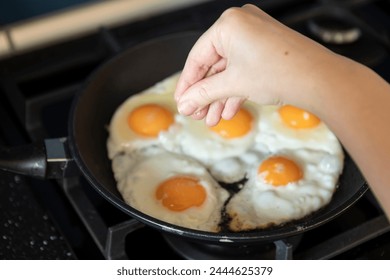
[174,28,222,102]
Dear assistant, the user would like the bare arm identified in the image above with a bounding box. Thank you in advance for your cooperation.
[312,57,390,217]
[174,4,390,218]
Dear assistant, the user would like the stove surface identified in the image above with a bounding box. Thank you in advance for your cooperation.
[0,0,390,260]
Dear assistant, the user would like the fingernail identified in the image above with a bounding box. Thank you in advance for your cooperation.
[193,110,202,117]
[178,101,197,115]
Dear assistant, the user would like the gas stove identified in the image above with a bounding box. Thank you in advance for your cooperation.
[0,0,390,260]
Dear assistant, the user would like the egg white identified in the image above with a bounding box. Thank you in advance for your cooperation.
[208,150,265,184]
[114,151,230,232]
[226,148,344,231]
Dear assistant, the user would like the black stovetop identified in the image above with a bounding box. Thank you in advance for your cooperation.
[1,0,390,260]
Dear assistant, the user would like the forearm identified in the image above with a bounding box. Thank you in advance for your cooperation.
[300,55,390,217]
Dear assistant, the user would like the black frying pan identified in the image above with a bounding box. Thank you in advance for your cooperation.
[0,31,368,244]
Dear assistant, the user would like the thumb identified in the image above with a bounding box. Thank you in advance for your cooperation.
[177,71,234,116]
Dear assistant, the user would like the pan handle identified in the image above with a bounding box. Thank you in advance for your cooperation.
[0,138,79,179]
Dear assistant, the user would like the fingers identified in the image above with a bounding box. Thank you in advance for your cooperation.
[222,97,246,120]
[205,58,227,77]
[242,3,286,27]
[241,4,262,15]
[174,5,262,125]
[176,69,233,116]
[174,28,221,103]
[205,99,225,126]
[191,106,209,120]
[180,58,227,119]
[189,96,244,126]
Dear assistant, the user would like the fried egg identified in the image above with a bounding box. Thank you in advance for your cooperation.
[107,72,346,233]
[160,102,260,166]
[255,105,342,155]
[226,148,344,231]
[114,151,229,232]
[107,73,179,159]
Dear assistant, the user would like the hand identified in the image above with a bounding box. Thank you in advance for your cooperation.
[173,4,390,220]
[174,4,337,126]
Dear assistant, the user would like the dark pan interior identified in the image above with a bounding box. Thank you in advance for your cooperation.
[68,31,368,243]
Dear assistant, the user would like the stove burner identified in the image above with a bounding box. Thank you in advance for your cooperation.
[162,234,302,260]
[304,15,388,67]
[308,17,361,45]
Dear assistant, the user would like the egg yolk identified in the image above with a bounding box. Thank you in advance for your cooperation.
[127,104,174,137]
[278,105,320,129]
[210,108,253,139]
[258,156,303,186]
[155,176,207,211]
